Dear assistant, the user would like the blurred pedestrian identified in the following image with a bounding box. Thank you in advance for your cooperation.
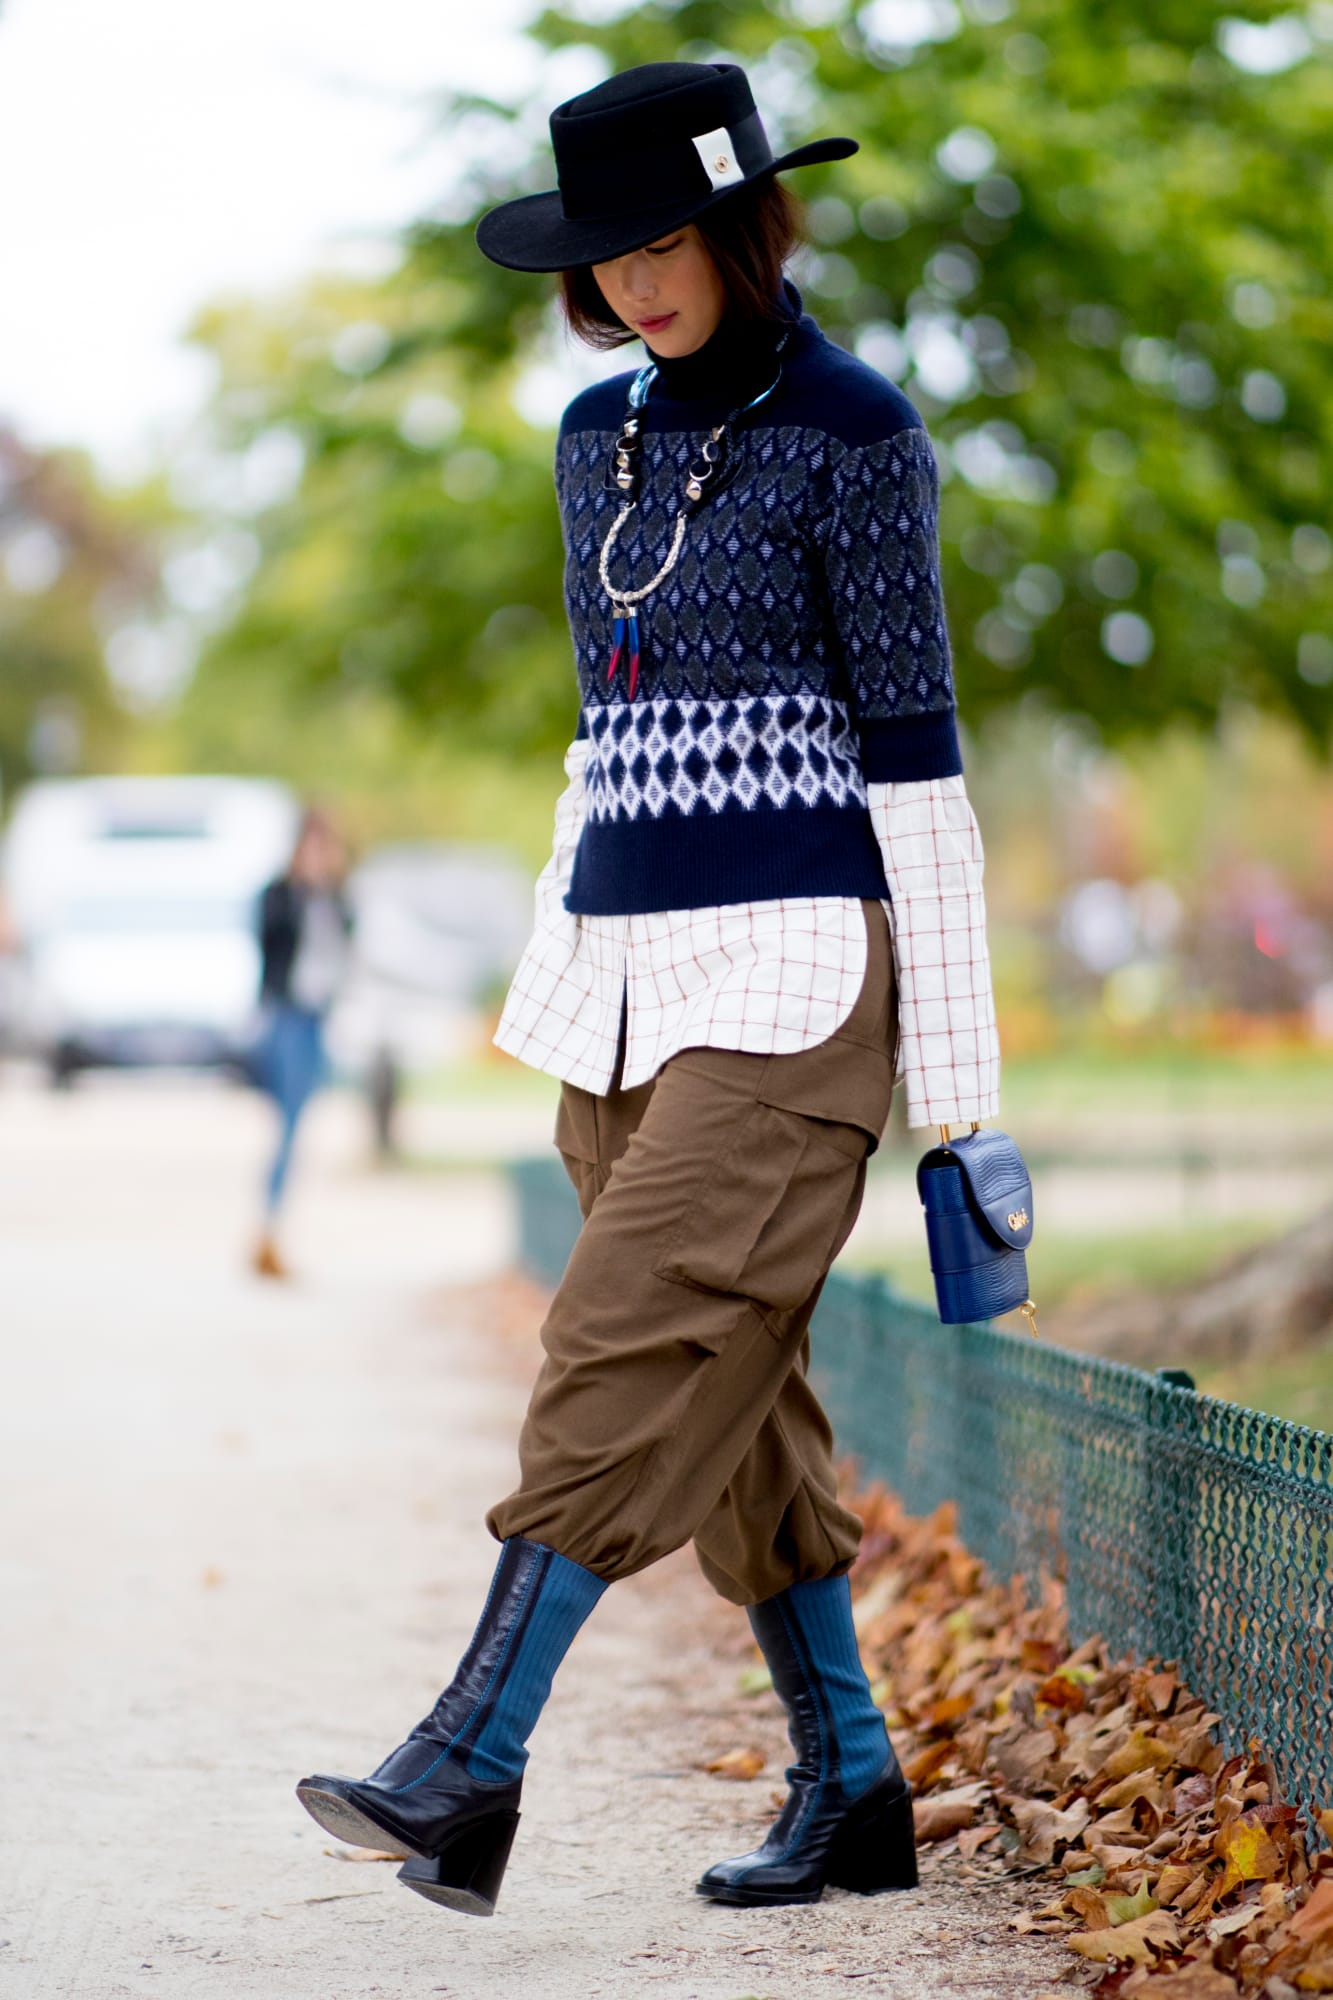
[251,806,352,1279]
[299,61,1001,1916]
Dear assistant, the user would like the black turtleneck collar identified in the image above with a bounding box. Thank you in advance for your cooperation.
[645,278,805,407]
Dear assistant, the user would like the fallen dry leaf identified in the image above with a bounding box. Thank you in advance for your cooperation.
[1155,1866,1195,1906]
[1216,1812,1282,1894]
[1011,1795,1092,1864]
[1101,1770,1168,1812]
[1066,1885,1112,1929]
[914,1797,977,1843]
[990,1725,1061,1790]
[1143,1671,1179,1715]
[1293,1946,1333,1991]
[1206,1899,1265,1941]
[927,1692,974,1728]
[1289,1878,1333,1947]
[827,1473,1332,2000]
[1068,1909,1178,1965]
[904,1738,954,1787]
[705,1747,766,1781]
[1104,1881,1158,1927]
[1103,1729,1176,1783]
[1124,1963,1238,1997]
[1037,1671,1090,1713]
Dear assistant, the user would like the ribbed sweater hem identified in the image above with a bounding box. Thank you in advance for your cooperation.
[857,711,962,782]
[564,803,891,916]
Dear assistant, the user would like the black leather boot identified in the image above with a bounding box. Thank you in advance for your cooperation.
[296,1536,605,1917]
[697,1576,918,1906]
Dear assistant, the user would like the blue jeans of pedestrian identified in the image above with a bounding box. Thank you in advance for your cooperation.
[259,1004,327,1217]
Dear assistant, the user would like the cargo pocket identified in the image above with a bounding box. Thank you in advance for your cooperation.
[554,1083,600,1164]
[554,1085,603,1219]
[653,1098,867,1320]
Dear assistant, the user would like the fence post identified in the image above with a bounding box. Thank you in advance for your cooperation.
[1147,1367,1202,1681]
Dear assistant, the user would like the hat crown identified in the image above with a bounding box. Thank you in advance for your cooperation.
[550,62,755,163]
[474,57,856,272]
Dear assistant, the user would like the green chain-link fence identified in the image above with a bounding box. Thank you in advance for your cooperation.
[510,1155,1333,1818]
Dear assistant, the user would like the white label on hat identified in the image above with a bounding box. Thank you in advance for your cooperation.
[692,126,745,192]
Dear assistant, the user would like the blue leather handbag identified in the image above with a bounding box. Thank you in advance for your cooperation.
[916,1124,1039,1333]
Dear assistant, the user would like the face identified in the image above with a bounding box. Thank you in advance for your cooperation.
[292,818,344,887]
[591,225,727,357]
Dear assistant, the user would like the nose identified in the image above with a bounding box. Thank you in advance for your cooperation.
[618,252,657,304]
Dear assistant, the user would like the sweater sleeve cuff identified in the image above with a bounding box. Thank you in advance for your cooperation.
[856,711,962,782]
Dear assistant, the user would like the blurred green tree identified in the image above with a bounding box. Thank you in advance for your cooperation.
[189,0,1333,757]
[0,433,159,800]
[181,278,577,763]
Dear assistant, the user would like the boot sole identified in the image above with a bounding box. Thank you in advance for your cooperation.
[697,1782,918,1905]
[698,1866,917,1909]
[295,1782,415,1859]
[696,1879,827,1907]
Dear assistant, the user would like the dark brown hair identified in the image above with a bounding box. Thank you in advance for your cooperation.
[559,180,804,350]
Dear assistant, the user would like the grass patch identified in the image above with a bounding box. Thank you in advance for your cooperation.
[1194,1346,1333,1432]
[998,1044,1333,1124]
[849,1218,1281,1313]
[405,1053,560,1106]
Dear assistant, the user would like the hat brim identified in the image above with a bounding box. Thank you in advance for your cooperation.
[475,138,858,273]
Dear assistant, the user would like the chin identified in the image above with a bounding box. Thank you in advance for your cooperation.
[643,322,701,356]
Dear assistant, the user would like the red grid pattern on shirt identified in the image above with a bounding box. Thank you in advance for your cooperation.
[869,778,1000,1129]
[493,745,1001,1128]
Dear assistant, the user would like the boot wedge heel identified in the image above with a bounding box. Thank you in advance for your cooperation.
[397,1809,521,1918]
[826,1783,918,1894]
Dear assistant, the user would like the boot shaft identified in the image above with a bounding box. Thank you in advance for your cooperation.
[748,1573,892,1800]
[376,1536,607,1787]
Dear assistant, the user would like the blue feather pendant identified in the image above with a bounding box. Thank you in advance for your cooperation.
[605,609,641,697]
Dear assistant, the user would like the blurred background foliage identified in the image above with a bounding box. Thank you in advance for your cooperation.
[2,0,1330,1009]
[2,0,1331,1400]
[0,433,166,790]
[169,0,1333,780]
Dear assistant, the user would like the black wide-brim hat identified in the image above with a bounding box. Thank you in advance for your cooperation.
[476,61,857,273]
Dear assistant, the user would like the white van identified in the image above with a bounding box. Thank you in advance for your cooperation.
[3,775,299,1080]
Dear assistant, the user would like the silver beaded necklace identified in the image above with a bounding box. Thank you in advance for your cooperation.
[598,329,790,698]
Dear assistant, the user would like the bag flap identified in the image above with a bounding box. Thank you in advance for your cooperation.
[919,1129,1033,1250]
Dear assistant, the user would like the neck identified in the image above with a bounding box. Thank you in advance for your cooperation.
[644,278,802,405]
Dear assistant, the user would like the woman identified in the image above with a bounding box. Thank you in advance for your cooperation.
[297,61,1000,1918]
[252,806,352,1278]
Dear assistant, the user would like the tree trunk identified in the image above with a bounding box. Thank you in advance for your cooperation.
[1051,1201,1333,1372]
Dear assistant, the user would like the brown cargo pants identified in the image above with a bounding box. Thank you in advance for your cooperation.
[488,900,898,1606]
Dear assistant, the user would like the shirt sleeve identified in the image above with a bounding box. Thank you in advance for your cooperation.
[868,775,1001,1130]
[534,736,590,927]
[824,426,964,784]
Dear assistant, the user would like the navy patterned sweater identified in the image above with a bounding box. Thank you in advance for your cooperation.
[557,286,961,916]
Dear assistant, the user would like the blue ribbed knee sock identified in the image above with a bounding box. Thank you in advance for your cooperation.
[773,1573,889,1800]
[464,1546,607,1785]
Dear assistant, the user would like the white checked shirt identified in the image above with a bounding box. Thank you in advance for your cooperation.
[494,740,1000,1131]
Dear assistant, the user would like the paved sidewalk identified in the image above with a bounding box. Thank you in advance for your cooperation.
[0,1075,1062,1999]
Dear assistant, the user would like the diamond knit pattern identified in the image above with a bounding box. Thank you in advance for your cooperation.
[582,694,865,824]
[557,422,954,722]
[553,322,964,912]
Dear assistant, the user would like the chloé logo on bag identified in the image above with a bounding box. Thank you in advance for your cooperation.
[1007,1208,1029,1232]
